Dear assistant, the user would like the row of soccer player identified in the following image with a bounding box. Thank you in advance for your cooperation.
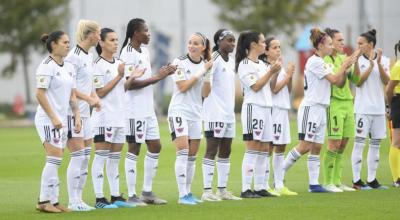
[33,17,400,213]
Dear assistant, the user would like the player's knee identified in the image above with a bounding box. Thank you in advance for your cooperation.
[128,143,141,155]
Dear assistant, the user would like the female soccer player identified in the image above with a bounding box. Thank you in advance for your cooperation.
[91,28,144,209]
[236,31,280,198]
[168,32,212,205]
[201,29,241,201]
[35,31,80,213]
[283,28,356,193]
[65,20,101,211]
[386,40,400,187]
[351,29,390,190]
[322,28,359,192]
[120,18,176,206]
[260,37,297,196]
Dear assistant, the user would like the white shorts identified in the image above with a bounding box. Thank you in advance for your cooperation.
[297,105,327,144]
[168,116,202,140]
[272,107,291,145]
[241,104,273,142]
[125,116,160,144]
[35,124,67,149]
[93,127,125,144]
[67,116,93,140]
[354,114,387,139]
[204,121,235,138]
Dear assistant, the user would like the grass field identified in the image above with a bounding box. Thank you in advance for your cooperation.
[0,119,399,220]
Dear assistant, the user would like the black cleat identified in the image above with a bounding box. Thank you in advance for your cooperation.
[367,179,388,189]
[352,179,372,190]
[240,189,262,198]
[254,189,277,197]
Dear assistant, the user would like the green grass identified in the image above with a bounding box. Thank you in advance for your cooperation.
[0,119,399,220]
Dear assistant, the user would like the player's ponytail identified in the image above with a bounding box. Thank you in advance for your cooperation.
[310,28,327,49]
[395,40,400,59]
[235,30,261,72]
[96,28,115,55]
[360,29,377,47]
[120,18,145,54]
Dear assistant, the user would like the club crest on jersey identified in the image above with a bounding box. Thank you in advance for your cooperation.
[186,70,191,74]
[307,133,314,138]
[137,134,143,139]
[215,129,221,134]
[53,138,60,144]
[274,135,280,140]
[106,133,112,138]
[177,127,184,133]
[357,129,363,134]
[255,131,261,136]
[56,72,60,76]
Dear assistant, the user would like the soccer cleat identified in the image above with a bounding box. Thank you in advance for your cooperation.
[111,195,135,208]
[53,203,71,212]
[201,191,221,202]
[68,202,92,212]
[352,180,372,190]
[392,180,400,188]
[128,195,148,207]
[367,179,389,190]
[267,189,281,197]
[276,186,298,196]
[178,195,197,205]
[187,193,202,203]
[309,184,330,193]
[240,189,262,198]
[36,201,61,213]
[141,191,167,205]
[254,189,277,197]
[95,197,118,209]
[336,184,356,192]
[216,191,242,200]
[324,184,343,193]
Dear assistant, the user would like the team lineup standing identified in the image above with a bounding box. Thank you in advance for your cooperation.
[33,18,396,212]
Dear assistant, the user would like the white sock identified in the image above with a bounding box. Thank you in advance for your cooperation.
[91,150,109,198]
[76,146,91,201]
[186,156,196,194]
[67,149,85,204]
[39,156,61,202]
[283,148,301,173]
[352,137,365,182]
[307,154,320,185]
[202,158,215,190]
[217,157,230,190]
[143,151,159,192]
[367,139,381,182]
[175,149,188,198]
[125,152,137,197]
[273,152,284,189]
[107,151,121,197]
[50,177,60,205]
[241,150,257,192]
[254,151,268,191]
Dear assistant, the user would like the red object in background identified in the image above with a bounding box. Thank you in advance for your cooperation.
[298,46,354,74]
[12,94,25,116]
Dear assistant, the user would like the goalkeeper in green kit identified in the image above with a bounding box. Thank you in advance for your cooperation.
[322,28,360,192]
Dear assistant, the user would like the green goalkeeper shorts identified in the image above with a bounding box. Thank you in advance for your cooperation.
[327,98,355,139]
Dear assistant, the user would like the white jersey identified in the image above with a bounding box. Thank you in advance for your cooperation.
[65,45,94,117]
[203,51,235,123]
[238,58,272,107]
[92,57,125,127]
[301,55,331,107]
[271,67,291,109]
[120,44,155,118]
[35,56,75,125]
[168,54,204,121]
[354,54,390,115]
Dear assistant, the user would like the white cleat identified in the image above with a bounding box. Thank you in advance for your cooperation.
[325,184,344,193]
[216,191,242,200]
[336,184,356,192]
[68,202,92,212]
[201,191,221,202]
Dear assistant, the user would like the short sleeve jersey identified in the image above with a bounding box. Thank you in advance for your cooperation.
[238,58,272,107]
[271,67,291,109]
[168,54,204,121]
[354,54,390,114]
[390,60,400,94]
[65,45,94,117]
[35,56,75,125]
[120,44,155,118]
[91,57,125,127]
[302,55,331,106]
[203,51,235,123]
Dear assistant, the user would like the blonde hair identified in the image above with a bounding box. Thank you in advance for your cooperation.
[310,28,326,49]
[75,19,100,44]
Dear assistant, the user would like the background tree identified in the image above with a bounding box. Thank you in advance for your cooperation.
[211,0,334,35]
[0,0,70,104]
